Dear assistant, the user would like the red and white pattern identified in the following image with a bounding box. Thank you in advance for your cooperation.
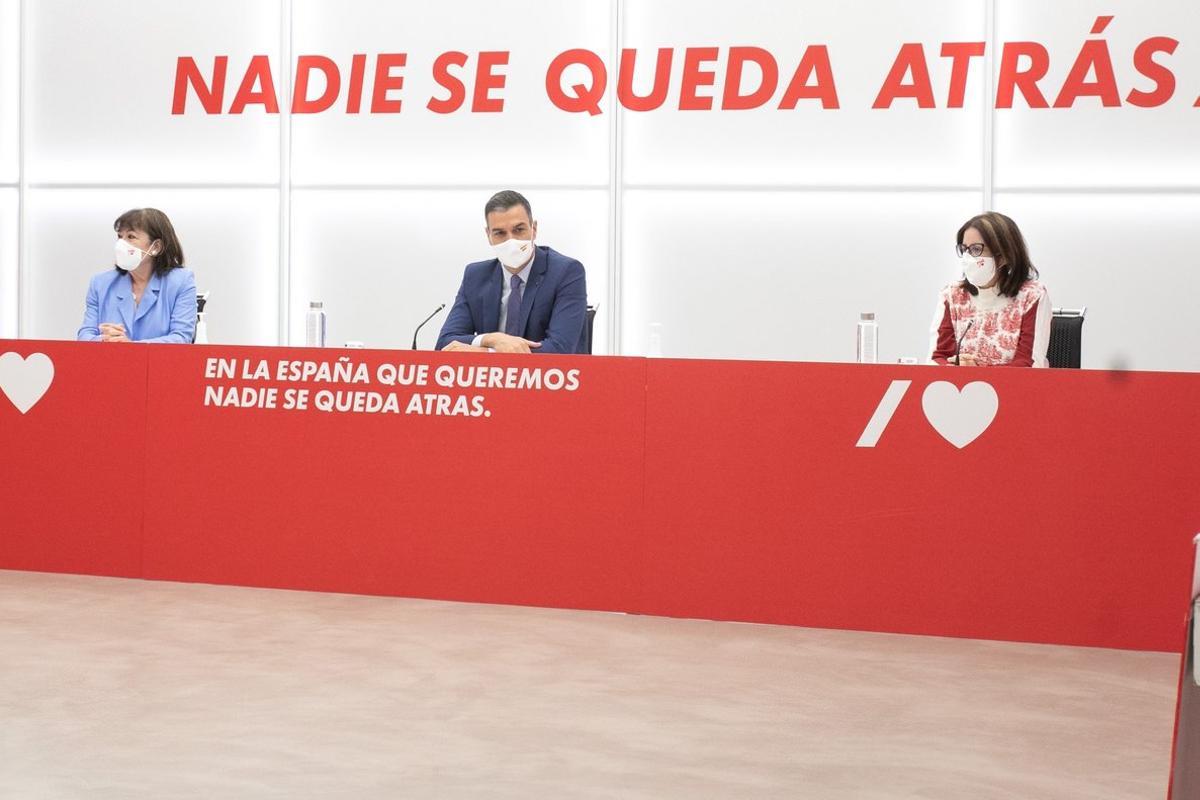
[930,280,1051,367]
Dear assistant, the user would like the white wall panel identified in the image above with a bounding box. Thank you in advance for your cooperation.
[24,0,280,184]
[994,0,1200,188]
[621,190,981,362]
[25,189,279,344]
[290,0,612,186]
[290,189,609,350]
[6,0,1200,372]
[622,0,987,187]
[0,0,18,184]
[0,189,16,337]
[994,192,1200,371]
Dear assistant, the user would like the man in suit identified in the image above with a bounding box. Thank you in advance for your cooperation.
[436,190,587,354]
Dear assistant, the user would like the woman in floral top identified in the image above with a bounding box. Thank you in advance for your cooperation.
[930,211,1051,367]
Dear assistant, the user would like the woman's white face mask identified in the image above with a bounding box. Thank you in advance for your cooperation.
[114,239,154,272]
[961,254,996,288]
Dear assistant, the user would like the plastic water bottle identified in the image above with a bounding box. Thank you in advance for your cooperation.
[856,312,878,363]
[647,323,663,358]
[305,302,327,347]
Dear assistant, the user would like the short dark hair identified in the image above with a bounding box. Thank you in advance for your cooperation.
[113,208,185,277]
[956,211,1037,297]
[484,190,532,221]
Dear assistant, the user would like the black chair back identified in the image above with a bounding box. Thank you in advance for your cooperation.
[1048,308,1085,368]
[193,291,210,344]
[577,304,598,354]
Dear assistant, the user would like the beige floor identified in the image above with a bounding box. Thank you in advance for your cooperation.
[0,570,1181,799]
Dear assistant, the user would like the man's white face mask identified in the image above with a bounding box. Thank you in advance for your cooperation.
[492,237,535,270]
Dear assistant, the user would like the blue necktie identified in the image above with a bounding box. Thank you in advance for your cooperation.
[504,274,524,336]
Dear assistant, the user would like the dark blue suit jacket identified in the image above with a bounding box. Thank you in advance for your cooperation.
[436,246,588,354]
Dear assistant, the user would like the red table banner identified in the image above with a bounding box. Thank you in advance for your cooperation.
[2,340,1197,652]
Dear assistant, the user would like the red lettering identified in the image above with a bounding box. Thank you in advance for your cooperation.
[229,55,279,114]
[995,42,1049,108]
[873,44,935,109]
[172,56,227,115]
[679,47,719,111]
[941,42,985,109]
[428,51,468,114]
[292,56,340,114]
[1054,40,1120,107]
[778,45,839,109]
[617,48,672,112]
[1126,37,1178,108]
[473,52,509,112]
[346,54,366,114]
[722,47,778,110]
[371,53,407,113]
[545,49,606,115]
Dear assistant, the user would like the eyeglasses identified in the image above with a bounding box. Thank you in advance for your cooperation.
[956,243,988,258]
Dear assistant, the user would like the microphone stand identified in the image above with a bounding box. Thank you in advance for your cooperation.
[954,320,974,366]
[412,304,446,350]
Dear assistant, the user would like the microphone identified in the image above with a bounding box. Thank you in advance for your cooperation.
[412,303,446,350]
[954,320,974,366]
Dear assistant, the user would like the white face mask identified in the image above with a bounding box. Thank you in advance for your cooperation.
[114,239,152,272]
[961,254,996,288]
[491,238,536,270]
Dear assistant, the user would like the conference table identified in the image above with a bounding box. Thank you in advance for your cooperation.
[2,339,1197,654]
[4,339,1200,793]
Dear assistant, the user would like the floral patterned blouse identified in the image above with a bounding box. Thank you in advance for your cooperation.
[929,279,1051,367]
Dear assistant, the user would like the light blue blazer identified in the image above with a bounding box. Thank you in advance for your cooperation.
[77,267,197,343]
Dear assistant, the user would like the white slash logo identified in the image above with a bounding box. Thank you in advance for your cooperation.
[857,380,998,449]
[855,380,911,448]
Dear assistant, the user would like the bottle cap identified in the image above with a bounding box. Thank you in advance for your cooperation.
[860,312,875,320]
[309,301,323,309]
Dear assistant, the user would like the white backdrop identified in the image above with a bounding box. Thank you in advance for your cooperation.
[1,0,19,337]
[1,0,1198,370]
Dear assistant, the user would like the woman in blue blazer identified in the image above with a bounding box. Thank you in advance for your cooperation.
[77,208,196,343]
